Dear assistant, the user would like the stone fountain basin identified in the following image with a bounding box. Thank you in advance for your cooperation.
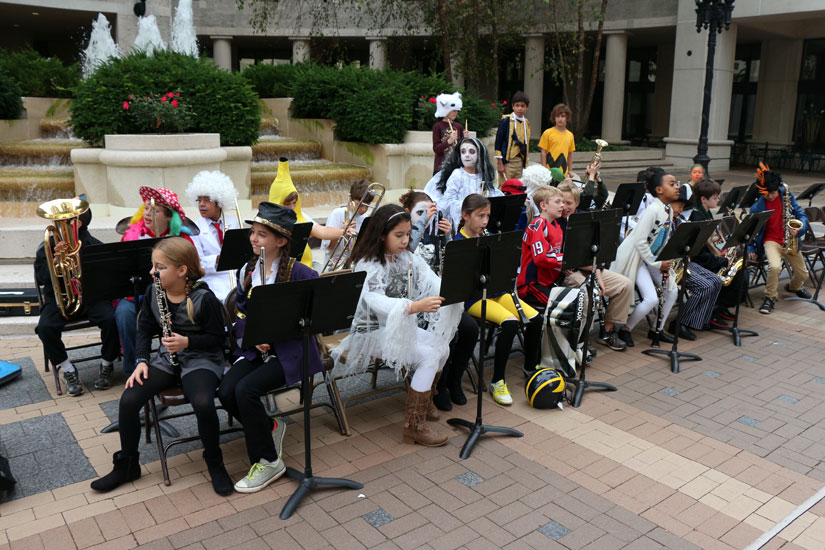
[71,133,252,208]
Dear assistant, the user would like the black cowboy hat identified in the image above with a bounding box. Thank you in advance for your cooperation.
[245,201,296,239]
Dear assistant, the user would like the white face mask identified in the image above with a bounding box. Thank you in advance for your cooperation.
[410,201,430,225]
[461,144,478,169]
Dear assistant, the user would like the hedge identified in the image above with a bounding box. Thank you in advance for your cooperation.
[0,48,79,98]
[0,72,23,119]
[70,51,259,146]
[241,62,500,143]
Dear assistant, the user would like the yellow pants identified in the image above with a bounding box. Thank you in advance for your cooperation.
[764,240,808,299]
[467,293,538,325]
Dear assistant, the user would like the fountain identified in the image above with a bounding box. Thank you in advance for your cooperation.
[81,13,122,79]
[133,15,167,55]
[170,0,199,58]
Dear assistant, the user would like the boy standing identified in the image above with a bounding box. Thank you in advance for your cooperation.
[539,104,575,176]
[185,171,240,303]
[495,91,531,186]
[746,168,810,314]
[517,186,565,308]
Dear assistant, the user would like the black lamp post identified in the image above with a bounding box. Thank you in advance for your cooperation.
[693,0,735,177]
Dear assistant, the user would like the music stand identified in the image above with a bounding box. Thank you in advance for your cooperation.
[244,271,366,519]
[289,222,313,259]
[441,232,524,459]
[610,183,645,236]
[562,210,621,407]
[712,211,772,345]
[488,195,526,233]
[718,185,748,216]
[796,183,825,208]
[642,220,720,374]
[83,239,180,438]
[216,228,251,273]
[738,184,761,213]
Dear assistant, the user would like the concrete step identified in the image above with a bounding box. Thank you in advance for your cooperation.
[251,161,372,209]
[251,137,321,162]
[0,167,75,205]
[259,117,280,137]
[0,216,121,263]
[39,118,75,140]
[0,315,38,337]
[0,139,85,166]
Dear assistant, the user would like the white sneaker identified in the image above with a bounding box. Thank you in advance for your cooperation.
[272,416,286,459]
[490,380,513,405]
[233,458,286,493]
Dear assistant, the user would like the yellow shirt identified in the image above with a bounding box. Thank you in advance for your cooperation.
[538,127,575,175]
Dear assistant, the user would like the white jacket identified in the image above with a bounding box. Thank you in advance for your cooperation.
[611,198,676,291]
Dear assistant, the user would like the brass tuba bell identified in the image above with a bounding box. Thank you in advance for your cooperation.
[37,198,90,319]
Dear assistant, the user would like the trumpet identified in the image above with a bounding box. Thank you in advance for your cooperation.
[581,139,607,191]
[322,182,386,273]
[37,198,89,319]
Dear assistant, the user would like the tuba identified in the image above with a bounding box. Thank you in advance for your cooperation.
[37,198,90,319]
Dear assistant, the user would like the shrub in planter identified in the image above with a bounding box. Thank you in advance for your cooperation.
[0,72,23,119]
[332,81,412,144]
[0,48,79,98]
[241,62,309,98]
[71,51,259,146]
[123,91,194,134]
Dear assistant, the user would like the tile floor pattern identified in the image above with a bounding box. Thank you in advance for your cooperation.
[0,288,824,548]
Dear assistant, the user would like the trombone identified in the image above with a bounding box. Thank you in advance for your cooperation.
[322,182,386,273]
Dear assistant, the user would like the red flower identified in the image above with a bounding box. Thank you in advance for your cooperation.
[161,96,167,102]
[175,92,180,97]
[429,97,436,104]
[167,92,175,98]
[122,101,129,110]
[503,100,508,105]
[171,99,178,108]
[492,103,496,107]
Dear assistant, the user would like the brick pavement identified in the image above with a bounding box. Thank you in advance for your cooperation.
[1,282,825,548]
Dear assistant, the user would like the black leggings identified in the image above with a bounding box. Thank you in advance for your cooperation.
[442,312,479,387]
[119,367,221,459]
[217,357,287,464]
[492,315,542,383]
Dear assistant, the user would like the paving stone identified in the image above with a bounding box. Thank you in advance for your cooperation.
[455,472,484,488]
[537,521,570,541]
[362,509,394,529]
[0,357,51,410]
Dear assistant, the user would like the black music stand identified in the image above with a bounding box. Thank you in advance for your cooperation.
[289,222,313,259]
[611,183,645,236]
[796,183,825,208]
[83,240,179,438]
[712,211,772,345]
[216,228,251,273]
[244,271,366,519]
[738,184,761,213]
[562,210,621,407]
[441,232,524,459]
[488,195,526,233]
[718,185,748,216]
[642,220,720,374]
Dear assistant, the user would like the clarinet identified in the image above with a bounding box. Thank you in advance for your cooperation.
[597,294,609,340]
[437,211,447,276]
[152,270,180,369]
[651,268,669,348]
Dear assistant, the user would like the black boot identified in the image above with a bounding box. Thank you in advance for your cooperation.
[90,451,141,492]
[523,315,543,372]
[204,451,234,496]
[432,370,452,411]
[448,365,468,406]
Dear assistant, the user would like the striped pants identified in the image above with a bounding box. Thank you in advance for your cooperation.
[680,263,722,330]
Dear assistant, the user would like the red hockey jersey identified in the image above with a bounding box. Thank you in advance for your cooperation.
[517,216,564,305]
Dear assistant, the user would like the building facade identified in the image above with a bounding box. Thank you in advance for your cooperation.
[2,0,825,170]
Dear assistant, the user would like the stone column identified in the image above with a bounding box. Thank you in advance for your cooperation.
[664,0,737,172]
[211,36,233,71]
[290,37,310,64]
[601,31,628,144]
[751,39,804,146]
[651,42,675,139]
[523,34,545,129]
[367,37,387,70]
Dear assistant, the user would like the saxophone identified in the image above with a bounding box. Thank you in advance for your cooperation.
[152,270,180,369]
[782,183,803,255]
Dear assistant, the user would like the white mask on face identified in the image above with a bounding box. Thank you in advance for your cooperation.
[410,201,430,225]
[461,144,478,168]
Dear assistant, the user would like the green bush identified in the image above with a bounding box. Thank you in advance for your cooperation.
[240,62,309,97]
[0,48,79,97]
[332,81,412,144]
[459,94,501,138]
[124,91,194,134]
[0,72,23,119]
[70,51,259,146]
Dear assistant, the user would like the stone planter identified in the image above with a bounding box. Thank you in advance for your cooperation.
[71,133,252,209]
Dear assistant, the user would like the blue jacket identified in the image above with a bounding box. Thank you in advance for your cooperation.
[494,114,530,167]
[746,187,808,256]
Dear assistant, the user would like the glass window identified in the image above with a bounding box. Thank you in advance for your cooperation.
[628,60,641,82]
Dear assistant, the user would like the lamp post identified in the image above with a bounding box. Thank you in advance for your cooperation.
[693,0,735,177]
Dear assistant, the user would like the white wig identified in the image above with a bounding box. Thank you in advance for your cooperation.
[521,164,554,197]
[185,170,238,208]
[434,92,462,118]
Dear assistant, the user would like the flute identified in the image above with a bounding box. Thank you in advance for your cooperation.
[258,247,270,362]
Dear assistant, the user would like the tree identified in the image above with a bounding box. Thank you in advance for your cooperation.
[547,0,609,135]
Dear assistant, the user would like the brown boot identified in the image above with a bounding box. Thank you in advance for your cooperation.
[427,372,441,421]
[403,387,448,447]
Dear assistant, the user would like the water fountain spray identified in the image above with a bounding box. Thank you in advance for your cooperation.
[134,15,167,55]
[81,14,122,78]
[170,0,199,58]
